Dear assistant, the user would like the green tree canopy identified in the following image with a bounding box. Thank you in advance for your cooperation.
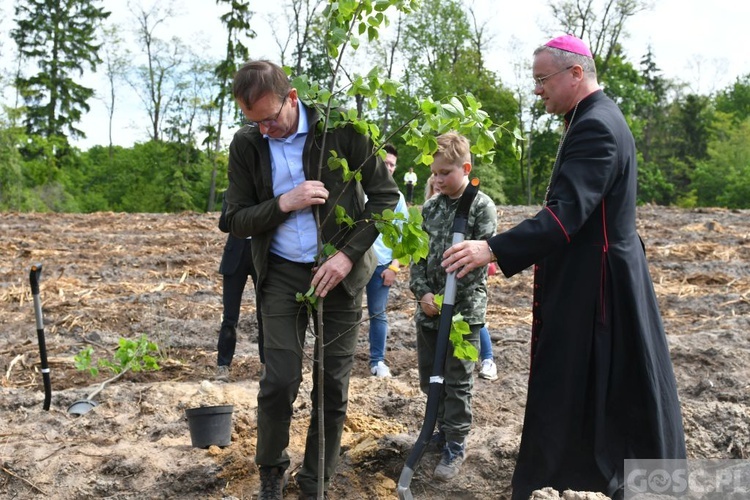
[715,74,750,124]
[12,0,110,146]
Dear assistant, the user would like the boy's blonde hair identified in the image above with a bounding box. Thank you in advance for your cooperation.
[434,131,471,166]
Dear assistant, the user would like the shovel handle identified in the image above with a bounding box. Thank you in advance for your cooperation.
[30,264,44,331]
[30,263,43,295]
[29,263,51,410]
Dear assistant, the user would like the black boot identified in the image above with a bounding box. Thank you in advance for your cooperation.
[258,466,288,500]
[216,324,237,367]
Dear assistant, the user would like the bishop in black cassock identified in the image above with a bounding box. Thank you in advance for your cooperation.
[442,35,686,500]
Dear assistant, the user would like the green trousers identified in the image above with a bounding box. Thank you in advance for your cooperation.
[255,256,362,494]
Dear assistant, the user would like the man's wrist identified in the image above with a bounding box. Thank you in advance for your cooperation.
[487,240,497,263]
[277,193,290,213]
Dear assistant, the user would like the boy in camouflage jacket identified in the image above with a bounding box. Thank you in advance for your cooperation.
[409,131,497,482]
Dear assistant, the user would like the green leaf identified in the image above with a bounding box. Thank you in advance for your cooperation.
[353,120,368,134]
[367,26,378,41]
[434,294,444,309]
[296,284,318,310]
[426,298,477,361]
[335,204,355,227]
[368,122,380,139]
[453,341,478,362]
[322,243,337,257]
[380,79,399,96]
[420,99,439,114]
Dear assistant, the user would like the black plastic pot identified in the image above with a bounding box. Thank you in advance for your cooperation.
[185,405,234,448]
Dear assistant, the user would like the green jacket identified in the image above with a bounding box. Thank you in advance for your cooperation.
[224,104,400,296]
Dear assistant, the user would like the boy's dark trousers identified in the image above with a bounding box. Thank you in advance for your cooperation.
[416,322,480,444]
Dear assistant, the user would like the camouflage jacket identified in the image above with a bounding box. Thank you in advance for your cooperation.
[409,189,497,329]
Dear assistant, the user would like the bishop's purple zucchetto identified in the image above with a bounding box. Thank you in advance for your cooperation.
[545,34,593,58]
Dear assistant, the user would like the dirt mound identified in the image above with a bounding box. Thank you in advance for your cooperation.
[1,205,749,499]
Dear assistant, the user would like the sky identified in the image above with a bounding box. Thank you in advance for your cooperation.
[2,0,749,150]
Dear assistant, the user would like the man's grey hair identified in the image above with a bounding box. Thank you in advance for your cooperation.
[534,45,598,79]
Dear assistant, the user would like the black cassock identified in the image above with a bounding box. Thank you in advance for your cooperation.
[488,90,686,499]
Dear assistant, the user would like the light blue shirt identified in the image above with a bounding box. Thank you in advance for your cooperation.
[371,192,409,265]
[267,102,317,263]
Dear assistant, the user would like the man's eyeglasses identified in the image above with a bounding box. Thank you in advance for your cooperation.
[533,65,573,88]
[248,97,286,127]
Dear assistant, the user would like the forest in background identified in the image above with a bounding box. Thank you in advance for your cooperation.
[1,0,750,213]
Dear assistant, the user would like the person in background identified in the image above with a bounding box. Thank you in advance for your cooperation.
[223,60,399,500]
[425,173,498,382]
[410,131,497,482]
[477,326,497,380]
[424,173,437,201]
[403,166,418,204]
[441,35,686,499]
[216,192,264,381]
[366,143,409,377]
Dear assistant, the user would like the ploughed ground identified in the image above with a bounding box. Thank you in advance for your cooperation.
[1,205,748,499]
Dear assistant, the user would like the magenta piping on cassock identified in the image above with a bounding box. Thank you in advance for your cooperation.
[544,206,570,243]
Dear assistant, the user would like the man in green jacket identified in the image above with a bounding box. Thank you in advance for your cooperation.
[224,60,399,500]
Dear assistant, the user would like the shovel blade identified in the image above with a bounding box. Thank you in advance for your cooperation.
[68,399,97,415]
[396,465,415,500]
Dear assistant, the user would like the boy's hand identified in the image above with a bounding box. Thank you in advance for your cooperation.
[419,292,439,317]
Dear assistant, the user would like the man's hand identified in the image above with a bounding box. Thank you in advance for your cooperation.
[311,251,353,298]
[278,180,328,213]
[442,240,493,279]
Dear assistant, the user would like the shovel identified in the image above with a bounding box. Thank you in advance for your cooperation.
[397,178,480,500]
[68,366,131,415]
[30,263,52,411]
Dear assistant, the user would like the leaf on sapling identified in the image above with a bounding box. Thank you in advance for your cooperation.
[433,294,444,309]
[420,98,438,115]
[380,79,399,96]
[430,298,478,362]
[321,243,337,258]
[74,346,99,377]
[352,120,368,134]
[454,340,479,361]
[335,204,355,227]
[296,285,318,311]
[449,313,470,342]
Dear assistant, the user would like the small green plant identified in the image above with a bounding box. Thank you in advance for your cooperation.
[434,294,479,362]
[75,334,161,377]
[296,285,319,312]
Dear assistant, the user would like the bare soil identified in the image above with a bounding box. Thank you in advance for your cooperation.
[1,205,749,499]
